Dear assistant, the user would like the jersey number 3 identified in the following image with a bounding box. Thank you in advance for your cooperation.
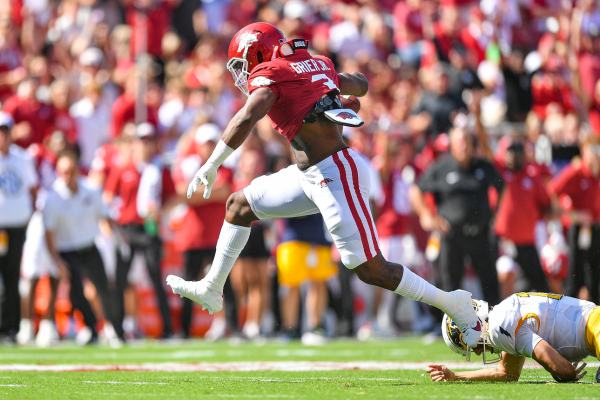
[312,74,338,90]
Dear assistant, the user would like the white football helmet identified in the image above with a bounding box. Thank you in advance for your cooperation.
[442,299,501,364]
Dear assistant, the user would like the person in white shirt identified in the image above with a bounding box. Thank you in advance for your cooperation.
[0,111,38,341]
[43,151,120,345]
[428,293,600,383]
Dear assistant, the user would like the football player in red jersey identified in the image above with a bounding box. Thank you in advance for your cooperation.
[166,22,481,346]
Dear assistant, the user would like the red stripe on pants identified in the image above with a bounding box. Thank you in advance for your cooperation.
[343,149,380,255]
[332,152,372,260]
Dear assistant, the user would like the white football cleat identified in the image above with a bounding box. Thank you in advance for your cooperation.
[445,290,481,348]
[36,319,59,348]
[16,318,33,345]
[166,275,223,315]
[204,317,227,342]
[242,321,260,340]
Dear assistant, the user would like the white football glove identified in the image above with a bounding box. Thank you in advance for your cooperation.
[186,140,234,199]
[187,162,218,199]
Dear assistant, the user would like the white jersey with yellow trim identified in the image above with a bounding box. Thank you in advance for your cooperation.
[487,293,596,362]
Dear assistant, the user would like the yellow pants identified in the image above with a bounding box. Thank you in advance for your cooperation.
[276,241,338,287]
[585,307,600,360]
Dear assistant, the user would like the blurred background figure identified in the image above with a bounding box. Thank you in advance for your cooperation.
[548,135,600,305]
[0,112,37,342]
[277,214,337,345]
[103,124,176,340]
[43,151,120,346]
[493,136,551,299]
[171,123,237,340]
[230,148,271,340]
[410,128,504,306]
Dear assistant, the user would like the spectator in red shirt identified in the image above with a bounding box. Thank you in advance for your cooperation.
[394,0,425,66]
[3,75,55,149]
[103,123,176,339]
[422,0,461,63]
[531,55,575,119]
[111,73,158,139]
[460,6,491,66]
[494,137,551,299]
[0,18,25,102]
[171,123,236,339]
[124,0,178,58]
[548,135,600,305]
[50,80,77,144]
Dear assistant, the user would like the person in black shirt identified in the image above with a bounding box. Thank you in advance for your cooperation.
[410,128,504,304]
[502,48,533,123]
[408,63,465,140]
[446,45,484,99]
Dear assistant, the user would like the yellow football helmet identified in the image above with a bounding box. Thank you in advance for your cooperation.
[442,299,501,364]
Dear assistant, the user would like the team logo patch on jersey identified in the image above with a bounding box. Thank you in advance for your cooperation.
[319,178,334,188]
[250,77,274,87]
[0,169,22,196]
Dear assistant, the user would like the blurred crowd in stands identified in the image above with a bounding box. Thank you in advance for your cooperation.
[1,0,600,346]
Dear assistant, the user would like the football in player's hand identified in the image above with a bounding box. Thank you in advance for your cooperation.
[340,95,361,113]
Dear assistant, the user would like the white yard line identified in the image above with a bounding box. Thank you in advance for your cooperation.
[0,361,598,372]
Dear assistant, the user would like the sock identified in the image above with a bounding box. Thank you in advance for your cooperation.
[393,265,453,312]
[204,221,251,292]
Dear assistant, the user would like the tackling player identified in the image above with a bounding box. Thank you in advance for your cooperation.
[165,22,481,346]
[427,292,599,382]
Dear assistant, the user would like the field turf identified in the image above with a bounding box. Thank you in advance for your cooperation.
[0,337,598,399]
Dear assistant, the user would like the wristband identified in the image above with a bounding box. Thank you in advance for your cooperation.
[207,140,234,168]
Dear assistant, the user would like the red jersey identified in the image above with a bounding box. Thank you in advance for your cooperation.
[247,44,340,142]
[126,1,174,57]
[495,165,551,245]
[111,93,157,139]
[172,155,232,252]
[89,143,124,179]
[3,95,55,148]
[54,108,77,143]
[104,162,175,225]
[531,73,575,119]
[548,163,600,223]
[376,166,419,238]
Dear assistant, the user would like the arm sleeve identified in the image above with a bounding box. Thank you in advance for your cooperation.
[515,324,544,358]
[548,165,574,196]
[416,162,440,194]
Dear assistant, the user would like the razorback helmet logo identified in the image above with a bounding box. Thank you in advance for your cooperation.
[227,23,286,96]
[337,112,355,120]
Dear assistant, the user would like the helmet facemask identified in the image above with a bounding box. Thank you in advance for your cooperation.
[464,320,502,365]
[442,300,501,365]
[227,57,250,96]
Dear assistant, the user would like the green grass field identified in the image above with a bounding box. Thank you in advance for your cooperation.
[0,337,598,399]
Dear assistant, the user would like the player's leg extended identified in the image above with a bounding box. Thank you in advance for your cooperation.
[306,148,481,347]
[166,165,319,314]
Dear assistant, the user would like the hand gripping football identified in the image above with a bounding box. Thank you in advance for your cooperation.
[340,95,361,113]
